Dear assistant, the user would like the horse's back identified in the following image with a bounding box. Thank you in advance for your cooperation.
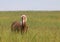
[11,21,21,31]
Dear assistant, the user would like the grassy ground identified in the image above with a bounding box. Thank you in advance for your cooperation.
[0,11,60,42]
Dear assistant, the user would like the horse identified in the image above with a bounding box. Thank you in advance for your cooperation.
[11,15,28,34]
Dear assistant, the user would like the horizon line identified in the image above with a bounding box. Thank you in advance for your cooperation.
[0,10,60,11]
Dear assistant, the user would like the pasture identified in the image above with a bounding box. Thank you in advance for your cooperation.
[0,11,60,42]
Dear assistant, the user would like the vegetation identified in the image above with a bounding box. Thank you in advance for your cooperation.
[0,11,60,42]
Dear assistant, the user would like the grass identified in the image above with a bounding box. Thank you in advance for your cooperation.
[0,11,60,42]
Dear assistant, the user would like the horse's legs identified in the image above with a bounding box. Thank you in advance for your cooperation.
[21,27,28,34]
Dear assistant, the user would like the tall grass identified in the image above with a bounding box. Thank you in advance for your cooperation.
[0,11,60,42]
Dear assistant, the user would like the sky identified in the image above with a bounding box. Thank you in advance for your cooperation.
[0,0,60,11]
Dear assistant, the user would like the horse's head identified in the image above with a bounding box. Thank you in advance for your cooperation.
[21,15,27,24]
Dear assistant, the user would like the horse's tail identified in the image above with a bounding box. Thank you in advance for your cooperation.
[11,21,16,31]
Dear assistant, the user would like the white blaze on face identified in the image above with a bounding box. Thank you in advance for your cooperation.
[21,15,27,23]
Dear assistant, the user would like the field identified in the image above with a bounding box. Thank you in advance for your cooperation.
[0,11,60,42]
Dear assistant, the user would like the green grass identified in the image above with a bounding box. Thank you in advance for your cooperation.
[0,11,60,42]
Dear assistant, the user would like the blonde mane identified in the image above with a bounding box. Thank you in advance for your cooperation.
[21,15,27,23]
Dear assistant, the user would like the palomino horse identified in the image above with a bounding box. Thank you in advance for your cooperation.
[11,15,28,34]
